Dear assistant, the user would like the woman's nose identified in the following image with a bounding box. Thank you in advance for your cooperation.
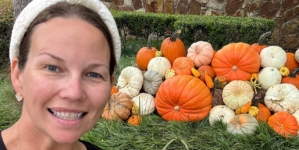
[59,75,86,101]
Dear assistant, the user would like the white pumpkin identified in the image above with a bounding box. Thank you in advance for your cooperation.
[264,83,299,114]
[295,48,299,63]
[260,46,286,69]
[186,41,214,68]
[292,109,299,135]
[117,66,143,98]
[258,67,281,90]
[227,114,258,135]
[132,93,155,115]
[222,80,254,110]
[147,57,171,78]
[209,105,236,125]
[143,70,163,95]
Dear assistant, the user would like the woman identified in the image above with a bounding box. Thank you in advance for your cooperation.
[1,0,121,149]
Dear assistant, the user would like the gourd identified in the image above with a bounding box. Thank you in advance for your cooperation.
[211,42,260,81]
[197,65,215,81]
[102,92,133,121]
[260,46,286,69]
[143,70,163,95]
[135,33,157,70]
[110,86,118,95]
[255,103,271,122]
[127,115,142,126]
[155,75,212,122]
[279,67,289,77]
[132,93,156,115]
[187,41,214,68]
[172,57,195,75]
[165,69,175,79]
[264,83,299,114]
[284,53,299,72]
[268,111,299,137]
[222,80,254,110]
[251,31,271,54]
[208,105,235,125]
[147,57,171,78]
[295,48,299,63]
[117,66,143,98]
[281,68,299,89]
[257,67,281,90]
[213,76,228,89]
[160,30,186,65]
[227,114,259,135]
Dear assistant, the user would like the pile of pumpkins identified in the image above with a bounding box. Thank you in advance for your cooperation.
[101,30,299,138]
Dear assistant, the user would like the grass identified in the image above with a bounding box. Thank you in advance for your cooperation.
[1,40,299,149]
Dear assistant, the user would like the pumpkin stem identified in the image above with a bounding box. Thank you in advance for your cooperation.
[289,68,299,78]
[258,31,271,45]
[170,30,181,42]
[147,33,157,49]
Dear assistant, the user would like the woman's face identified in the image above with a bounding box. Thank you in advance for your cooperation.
[11,17,113,143]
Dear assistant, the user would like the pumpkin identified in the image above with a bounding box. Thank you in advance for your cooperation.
[143,70,163,95]
[110,86,118,95]
[260,46,286,69]
[127,115,142,126]
[187,41,214,68]
[284,53,299,72]
[292,109,299,135]
[264,83,299,114]
[147,57,171,78]
[251,31,271,54]
[227,114,259,135]
[165,68,175,79]
[197,65,215,81]
[155,75,212,122]
[102,92,133,121]
[222,80,254,110]
[257,67,281,90]
[255,103,271,122]
[117,66,143,98]
[132,93,156,115]
[281,68,299,89]
[160,30,186,65]
[295,48,299,63]
[213,76,228,89]
[209,105,235,125]
[172,57,195,75]
[279,66,290,77]
[211,42,260,82]
[268,111,299,137]
[135,33,157,70]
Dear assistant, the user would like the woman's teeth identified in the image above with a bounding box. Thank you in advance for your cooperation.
[51,110,84,120]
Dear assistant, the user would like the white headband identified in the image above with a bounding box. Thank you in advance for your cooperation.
[9,0,121,64]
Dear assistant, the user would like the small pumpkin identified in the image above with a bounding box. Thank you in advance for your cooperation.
[284,53,299,72]
[292,109,299,135]
[143,70,163,95]
[213,76,228,89]
[165,68,175,79]
[160,30,186,65]
[295,48,299,63]
[187,41,214,68]
[117,66,143,98]
[102,92,133,121]
[128,115,142,126]
[172,57,195,75]
[279,66,290,76]
[155,75,212,122]
[209,105,236,125]
[255,103,271,122]
[264,83,299,114]
[110,85,118,95]
[268,111,299,137]
[211,42,260,81]
[197,65,215,81]
[251,31,271,54]
[131,93,156,115]
[257,67,281,90]
[281,68,299,89]
[222,80,254,110]
[227,114,259,135]
[260,46,286,69]
[147,56,171,78]
[135,33,157,70]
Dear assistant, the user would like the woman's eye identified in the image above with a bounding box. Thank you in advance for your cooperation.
[46,65,60,72]
[87,72,101,78]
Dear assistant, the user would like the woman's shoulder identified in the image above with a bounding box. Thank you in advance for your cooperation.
[0,130,7,150]
[79,139,102,150]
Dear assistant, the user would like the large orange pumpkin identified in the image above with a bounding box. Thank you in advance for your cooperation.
[281,68,299,89]
[268,111,299,137]
[284,53,299,72]
[155,75,212,122]
[172,57,195,75]
[251,31,271,54]
[211,42,261,81]
[135,33,157,70]
[160,30,186,65]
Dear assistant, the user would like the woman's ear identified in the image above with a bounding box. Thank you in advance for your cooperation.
[10,58,24,94]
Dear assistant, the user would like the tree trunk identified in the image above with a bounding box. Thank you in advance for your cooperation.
[13,0,32,20]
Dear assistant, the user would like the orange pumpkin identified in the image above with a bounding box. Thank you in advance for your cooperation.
[255,103,271,122]
[160,30,186,65]
[211,42,261,82]
[284,53,299,72]
[251,31,271,54]
[197,65,215,81]
[155,75,212,122]
[281,68,299,89]
[135,33,157,70]
[268,111,299,137]
[172,57,195,75]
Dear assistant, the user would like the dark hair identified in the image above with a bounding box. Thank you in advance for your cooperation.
[18,2,117,75]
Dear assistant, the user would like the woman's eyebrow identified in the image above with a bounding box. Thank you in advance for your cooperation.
[38,52,64,62]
